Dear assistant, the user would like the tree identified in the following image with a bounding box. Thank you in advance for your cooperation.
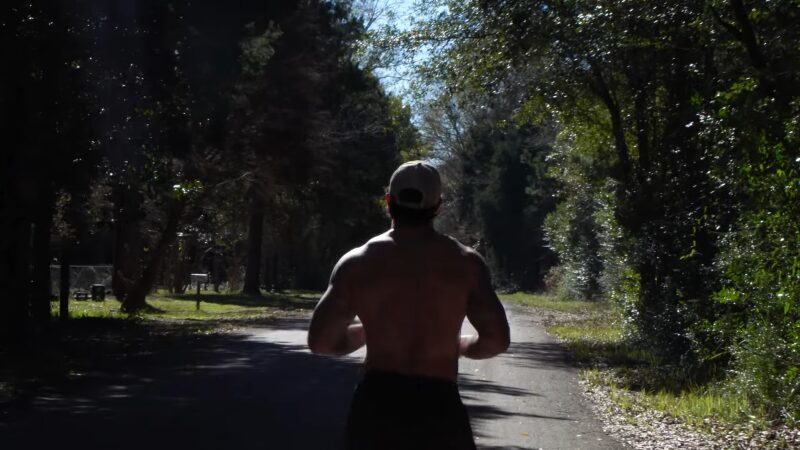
[0,1,97,335]
[389,0,800,420]
[228,1,350,296]
[444,105,557,291]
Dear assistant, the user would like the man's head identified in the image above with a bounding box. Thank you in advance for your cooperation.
[386,160,442,225]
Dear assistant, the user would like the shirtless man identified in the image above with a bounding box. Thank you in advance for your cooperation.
[307,161,510,450]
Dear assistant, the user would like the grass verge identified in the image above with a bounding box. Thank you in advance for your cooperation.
[500,292,606,314]
[53,289,318,322]
[501,293,762,431]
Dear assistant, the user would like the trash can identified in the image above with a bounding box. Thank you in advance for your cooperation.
[91,284,106,301]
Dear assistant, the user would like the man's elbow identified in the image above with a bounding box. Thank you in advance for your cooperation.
[307,333,332,355]
[491,331,511,356]
[500,332,511,353]
[472,330,510,359]
[490,324,511,355]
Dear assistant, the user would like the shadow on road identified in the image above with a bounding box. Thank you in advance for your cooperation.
[467,402,572,422]
[460,372,573,443]
[1,329,360,450]
[501,341,575,370]
[459,374,539,398]
[1,315,578,450]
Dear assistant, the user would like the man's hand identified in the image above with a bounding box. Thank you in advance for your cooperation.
[458,335,478,356]
[459,333,508,359]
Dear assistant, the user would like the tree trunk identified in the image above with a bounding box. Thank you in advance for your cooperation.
[0,205,31,340]
[588,63,632,185]
[272,253,280,292]
[170,241,188,294]
[111,187,143,301]
[0,200,11,341]
[59,252,70,322]
[31,192,54,324]
[8,218,32,337]
[123,201,185,313]
[242,201,265,296]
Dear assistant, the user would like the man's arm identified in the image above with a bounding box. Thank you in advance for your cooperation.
[460,252,510,359]
[307,252,365,356]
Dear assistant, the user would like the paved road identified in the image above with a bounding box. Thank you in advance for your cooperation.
[458,304,621,449]
[0,304,623,449]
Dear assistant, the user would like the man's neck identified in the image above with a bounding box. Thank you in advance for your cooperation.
[390,221,436,235]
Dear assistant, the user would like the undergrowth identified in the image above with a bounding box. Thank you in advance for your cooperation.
[502,292,769,431]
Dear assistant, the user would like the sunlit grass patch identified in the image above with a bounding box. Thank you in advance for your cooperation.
[499,292,607,314]
[547,322,621,343]
[583,368,759,429]
[0,381,11,398]
[52,289,320,322]
[645,387,758,427]
[504,292,766,430]
[546,322,648,366]
[52,298,126,319]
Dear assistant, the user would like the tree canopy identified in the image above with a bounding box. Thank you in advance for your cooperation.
[372,0,800,422]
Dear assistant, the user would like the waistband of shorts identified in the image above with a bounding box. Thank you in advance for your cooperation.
[360,369,458,391]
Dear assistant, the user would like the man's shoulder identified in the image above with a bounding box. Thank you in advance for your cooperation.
[364,229,394,246]
[337,243,369,266]
[346,230,483,263]
[336,231,392,267]
[439,234,484,260]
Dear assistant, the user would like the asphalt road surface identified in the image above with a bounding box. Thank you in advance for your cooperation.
[0,303,624,449]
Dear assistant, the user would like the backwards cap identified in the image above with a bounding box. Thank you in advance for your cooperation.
[388,160,442,210]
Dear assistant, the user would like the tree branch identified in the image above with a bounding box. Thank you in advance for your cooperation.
[728,0,767,70]
[587,63,632,185]
[709,5,744,42]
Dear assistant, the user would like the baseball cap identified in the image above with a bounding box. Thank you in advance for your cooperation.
[388,160,442,210]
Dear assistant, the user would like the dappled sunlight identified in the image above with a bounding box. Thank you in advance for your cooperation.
[2,328,362,450]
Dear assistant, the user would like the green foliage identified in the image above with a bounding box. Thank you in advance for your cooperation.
[543,194,602,300]
[415,86,558,290]
[506,292,760,428]
[465,119,556,290]
[224,2,421,291]
[385,0,800,423]
[710,138,800,422]
[239,23,282,77]
[585,369,759,430]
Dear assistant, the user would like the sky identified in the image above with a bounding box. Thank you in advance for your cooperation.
[367,0,418,96]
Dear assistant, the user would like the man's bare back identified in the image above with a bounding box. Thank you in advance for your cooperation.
[307,160,509,449]
[307,225,510,380]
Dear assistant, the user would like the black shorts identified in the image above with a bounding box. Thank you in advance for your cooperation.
[345,370,476,450]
